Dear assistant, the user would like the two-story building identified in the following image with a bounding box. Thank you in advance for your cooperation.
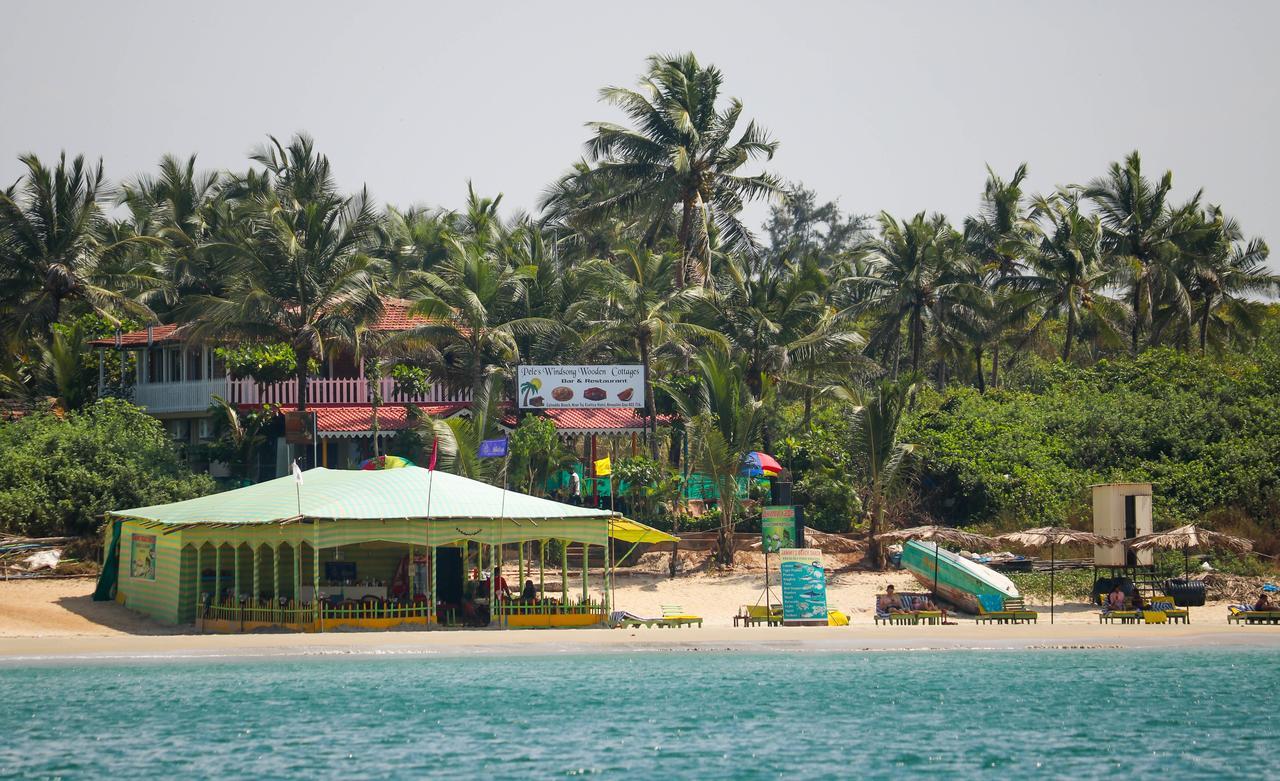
[91,299,660,482]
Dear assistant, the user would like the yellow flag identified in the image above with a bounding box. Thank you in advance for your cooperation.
[594,456,611,476]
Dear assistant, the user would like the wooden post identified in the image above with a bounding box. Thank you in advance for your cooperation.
[292,542,301,607]
[233,544,241,601]
[518,541,525,584]
[272,545,280,602]
[581,543,588,603]
[429,545,437,628]
[214,545,222,606]
[538,540,545,600]
[561,540,568,604]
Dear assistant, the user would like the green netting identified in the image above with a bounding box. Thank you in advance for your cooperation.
[92,518,122,601]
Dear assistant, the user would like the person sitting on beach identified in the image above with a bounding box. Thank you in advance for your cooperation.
[918,595,949,621]
[1131,590,1145,612]
[1107,585,1126,611]
[877,584,901,613]
[520,579,538,604]
[1254,591,1275,612]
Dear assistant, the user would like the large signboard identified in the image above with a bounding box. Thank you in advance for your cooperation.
[130,534,156,580]
[761,506,797,554]
[517,365,644,408]
[284,410,316,445]
[779,548,827,625]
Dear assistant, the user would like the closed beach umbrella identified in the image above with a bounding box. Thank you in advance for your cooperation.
[1129,524,1253,577]
[875,526,999,603]
[998,527,1117,624]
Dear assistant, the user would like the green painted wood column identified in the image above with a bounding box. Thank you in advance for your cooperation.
[429,545,437,628]
[214,545,222,604]
[293,542,301,607]
[252,546,260,603]
[581,543,588,603]
[561,540,567,604]
[194,544,202,617]
[272,544,280,602]
[233,545,241,601]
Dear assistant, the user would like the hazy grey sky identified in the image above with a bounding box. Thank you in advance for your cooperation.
[3,1,1277,249]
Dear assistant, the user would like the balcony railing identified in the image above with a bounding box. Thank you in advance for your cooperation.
[130,376,469,415]
[226,376,469,407]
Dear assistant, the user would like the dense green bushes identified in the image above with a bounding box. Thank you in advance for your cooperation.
[901,348,1280,534]
[0,399,215,537]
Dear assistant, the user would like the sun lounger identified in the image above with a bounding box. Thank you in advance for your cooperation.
[1098,594,1142,624]
[1149,599,1189,624]
[873,593,938,625]
[1228,606,1280,625]
[658,604,702,628]
[734,604,782,627]
[975,594,1037,624]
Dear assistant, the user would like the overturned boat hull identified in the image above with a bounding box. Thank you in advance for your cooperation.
[900,539,1021,614]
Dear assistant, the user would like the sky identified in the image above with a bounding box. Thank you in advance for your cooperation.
[3,1,1278,252]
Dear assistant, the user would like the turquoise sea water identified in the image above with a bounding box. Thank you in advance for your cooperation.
[1,648,1278,779]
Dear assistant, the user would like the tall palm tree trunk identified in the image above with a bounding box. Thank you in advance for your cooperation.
[676,196,695,288]
[1199,303,1212,352]
[1063,304,1077,361]
[974,347,986,393]
[640,334,658,460]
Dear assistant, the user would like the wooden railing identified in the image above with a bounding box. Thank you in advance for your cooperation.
[494,598,607,618]
[225,376,470,407]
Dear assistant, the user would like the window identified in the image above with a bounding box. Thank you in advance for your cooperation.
[198,418,214,440]
[146,349,162,383]
[186,349,203,381]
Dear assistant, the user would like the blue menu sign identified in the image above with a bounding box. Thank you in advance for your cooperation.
[478,437,509,458]
[779,548,828,625]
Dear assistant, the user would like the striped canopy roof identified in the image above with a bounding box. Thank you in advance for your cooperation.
[111,466,617,526]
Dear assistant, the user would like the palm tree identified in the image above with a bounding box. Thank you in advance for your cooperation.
[1009,192,1130,361]
[0,153,157,343]
[183,134,383,417]
[1180,207,1276,351]
[963,164,1034,386]
[542,53,782,287]
[410,375,504,481]
[1081,151,1197,352]
[672,347,768,565]
[204,395,273,482]
[852,212,972,377]
[827,376,917,569]
[576,244,711,458]
[395,227,559,399]
[117,154,232,312]
[0,321,95,411]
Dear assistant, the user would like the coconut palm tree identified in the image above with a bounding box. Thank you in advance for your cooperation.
[542,53,782,287]
[575,244,714,458]
[410,375,504,481]
[182,134,383,416]
[1008,192,1130,361]
[672,347,768,565]
[1179,206,1276,351]
[0,153,157,344]
[827,376,917,569]
[1080,151,1198,352]
[395,230,559,398]
[963,164,1035,386]
[0,321,95,411]
[852,212,972,377]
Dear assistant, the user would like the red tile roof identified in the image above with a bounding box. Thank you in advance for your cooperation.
[268,404,468,433]
[90,299,436,347]
[89,324,182,347]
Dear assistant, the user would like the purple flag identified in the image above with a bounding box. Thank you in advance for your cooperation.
[478,437,509,458]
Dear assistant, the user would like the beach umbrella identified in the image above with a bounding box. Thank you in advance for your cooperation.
[875,525,999,603]
[740,452,782,477]
[1129,524,1253,578]
[358,455,415,470]
[998,527,1118,624]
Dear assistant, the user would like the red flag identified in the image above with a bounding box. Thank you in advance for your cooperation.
[428,438,438,471]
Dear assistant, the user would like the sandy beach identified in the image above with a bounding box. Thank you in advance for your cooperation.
[1,574,1275,662]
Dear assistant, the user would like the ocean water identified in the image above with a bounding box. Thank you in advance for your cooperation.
[1,648,1277,779]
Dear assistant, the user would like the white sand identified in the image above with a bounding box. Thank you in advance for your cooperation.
[1,574,1276,662]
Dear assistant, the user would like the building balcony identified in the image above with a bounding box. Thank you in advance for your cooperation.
[130,376,470,415]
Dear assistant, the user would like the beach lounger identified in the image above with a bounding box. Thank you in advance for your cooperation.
[734,604,782,627]
[1097,595,1142,624]
[657,605,702,628]
[1149,600,1189,624]
[1227,606,1280,625]
[975,594,1036,624]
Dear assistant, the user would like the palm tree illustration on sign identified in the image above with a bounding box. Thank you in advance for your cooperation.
[520,376,542,406]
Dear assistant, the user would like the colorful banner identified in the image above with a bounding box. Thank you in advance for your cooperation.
[478,437,509,458]
[779,548,827,624]
[761,506,796,554]
[130,534,156,580]
[518,365,644,408]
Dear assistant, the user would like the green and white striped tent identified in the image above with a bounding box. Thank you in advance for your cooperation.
[97,466,674,624]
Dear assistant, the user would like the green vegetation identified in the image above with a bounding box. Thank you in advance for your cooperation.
[0,400,214,536]
[1,51,1277,567]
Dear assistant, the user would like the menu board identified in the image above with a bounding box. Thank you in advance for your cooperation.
[779,548,827,625]
[761,506,796,554]
[517,365,644,408]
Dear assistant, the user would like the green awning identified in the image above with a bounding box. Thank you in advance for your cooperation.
[110,467,617,527]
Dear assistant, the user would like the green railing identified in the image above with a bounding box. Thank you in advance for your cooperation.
[493,598,607,618]
[203,599,313,625]
[318,601,433,621]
